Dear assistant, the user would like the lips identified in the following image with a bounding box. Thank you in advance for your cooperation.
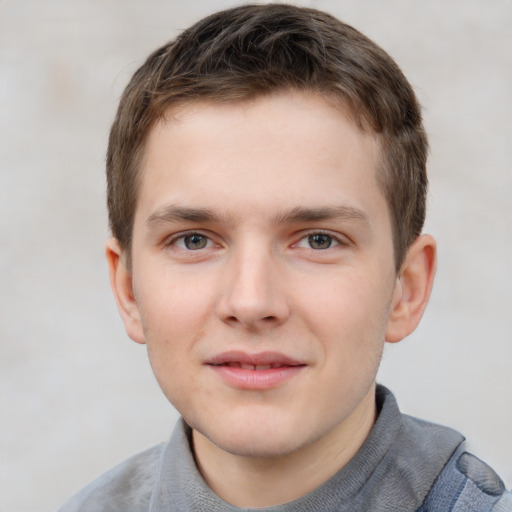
[208,351,305,368]
[218,362,285,370]
[207,351,306,389]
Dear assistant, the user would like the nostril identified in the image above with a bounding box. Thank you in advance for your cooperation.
[224,314,277,326]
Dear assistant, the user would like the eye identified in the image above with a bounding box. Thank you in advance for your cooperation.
[173,233,214,250]
[296,233,340,250]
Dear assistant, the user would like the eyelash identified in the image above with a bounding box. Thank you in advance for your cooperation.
[165,231,217,251]
[165,230,348,251]
[293,230,348,250]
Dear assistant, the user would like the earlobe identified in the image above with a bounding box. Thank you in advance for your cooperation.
[105,238,146,344]
[385,234,437,343]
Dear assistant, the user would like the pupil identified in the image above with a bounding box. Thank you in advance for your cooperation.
[185,234,207,250]
[309,234,332,249]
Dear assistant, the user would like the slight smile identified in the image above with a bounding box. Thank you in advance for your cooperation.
[207,351,307,390]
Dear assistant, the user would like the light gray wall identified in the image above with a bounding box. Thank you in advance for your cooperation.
[1,1,510,510]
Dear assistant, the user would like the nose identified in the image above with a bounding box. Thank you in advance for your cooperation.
[216,242,290,330]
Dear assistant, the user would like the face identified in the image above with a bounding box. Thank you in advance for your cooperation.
[122,92,401,459]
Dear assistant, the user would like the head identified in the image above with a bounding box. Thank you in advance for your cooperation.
[105,4,436,495]
[106,3,428,272]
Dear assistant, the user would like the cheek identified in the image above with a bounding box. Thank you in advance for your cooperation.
[299,269,390,332]
[135,265,215,328]
[133,270,215,380]
[143,306,207,411]
[295,269,391,376]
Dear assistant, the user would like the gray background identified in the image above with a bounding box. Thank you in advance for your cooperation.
[1,1,510,510]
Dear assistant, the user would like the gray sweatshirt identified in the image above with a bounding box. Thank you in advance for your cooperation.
[59,386,509,511]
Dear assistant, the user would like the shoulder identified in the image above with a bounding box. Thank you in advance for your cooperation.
[401,412,463,444]
[58,443,165,512]
[376,388,511,511]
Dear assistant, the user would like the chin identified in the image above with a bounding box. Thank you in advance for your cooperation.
[191,411,320,459]
[212,431,305,459]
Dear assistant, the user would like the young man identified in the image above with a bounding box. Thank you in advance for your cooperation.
[60,4,510,511]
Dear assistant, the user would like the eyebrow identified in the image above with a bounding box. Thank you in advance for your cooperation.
[271,205,369,226]
[146,206,223,226]
[145,204,369,227]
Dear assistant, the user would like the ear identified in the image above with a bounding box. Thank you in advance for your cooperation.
[385,234,437,343]
[105,238,145,344]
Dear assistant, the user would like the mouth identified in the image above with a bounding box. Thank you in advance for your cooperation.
[206,351,306,389]
[207,351,305,369]
[210,362,297,371]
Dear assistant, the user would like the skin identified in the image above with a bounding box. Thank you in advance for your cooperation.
[107,91,436,507]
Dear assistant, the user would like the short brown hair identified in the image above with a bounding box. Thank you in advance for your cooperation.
[107,3,428,270]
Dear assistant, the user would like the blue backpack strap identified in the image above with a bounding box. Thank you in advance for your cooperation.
[417,442,511,511]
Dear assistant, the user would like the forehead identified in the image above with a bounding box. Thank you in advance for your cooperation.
[137,92,387,226]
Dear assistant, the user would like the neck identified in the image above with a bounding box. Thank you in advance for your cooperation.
[192,386,377,508]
